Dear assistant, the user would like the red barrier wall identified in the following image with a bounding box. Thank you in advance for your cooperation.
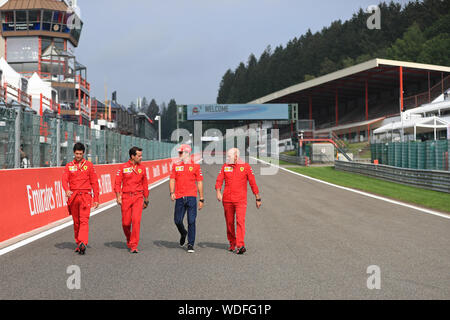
[0,158,182,243]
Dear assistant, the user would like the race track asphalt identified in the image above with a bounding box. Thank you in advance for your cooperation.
[1,163,449,300]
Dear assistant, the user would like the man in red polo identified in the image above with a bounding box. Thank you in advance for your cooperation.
[115,146,149,254]
[215,148,261,255]
[169,144,204,253]
[62,143,100,255]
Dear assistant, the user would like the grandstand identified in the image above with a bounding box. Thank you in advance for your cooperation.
[250,58,450,143]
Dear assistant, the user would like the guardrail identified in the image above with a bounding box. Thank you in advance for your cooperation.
[277,154,309,166]
[335,160,450,193]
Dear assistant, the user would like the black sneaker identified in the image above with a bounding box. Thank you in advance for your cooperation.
[187,244,195,253]
[236,247,246,255]
[179,231,187,247]
[78,243,86,255]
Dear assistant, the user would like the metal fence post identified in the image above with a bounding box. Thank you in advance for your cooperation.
[56,115,61,167]
[14,106,21,168]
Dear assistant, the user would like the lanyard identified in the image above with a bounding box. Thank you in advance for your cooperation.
[130,161,138,174]
[74,159,86,171]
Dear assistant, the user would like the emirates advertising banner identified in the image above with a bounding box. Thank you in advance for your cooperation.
[0,157,191,243]
[187,104,289,121]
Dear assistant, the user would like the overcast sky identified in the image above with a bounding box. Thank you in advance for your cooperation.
[76,0,411,107]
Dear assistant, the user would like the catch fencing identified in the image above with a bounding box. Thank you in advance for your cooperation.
[371,140,450,172]
[0,106,176,169]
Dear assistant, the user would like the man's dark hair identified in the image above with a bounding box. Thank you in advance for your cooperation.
[129,146,143,158]
[73,143,85,153]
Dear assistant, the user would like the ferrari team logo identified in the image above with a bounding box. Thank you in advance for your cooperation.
[189,167,193,172]
[83,166,88,171]
[240,167,244,172]
[138,169,142,174]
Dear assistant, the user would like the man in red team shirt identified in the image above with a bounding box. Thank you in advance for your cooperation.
[169,144,204,253]
[62,143,100,255]
[215,148,261,255]
[115,147,149,254]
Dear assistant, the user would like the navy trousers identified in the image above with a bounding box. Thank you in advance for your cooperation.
[174,197,197,246]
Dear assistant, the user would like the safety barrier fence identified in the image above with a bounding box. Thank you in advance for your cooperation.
[0,153,202,243]
[371,140,450,171]
[335,160,450,193]
[277,154,309,166]
[0,106,176,169]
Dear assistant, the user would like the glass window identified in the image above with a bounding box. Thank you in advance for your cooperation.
[59,89,67,101]
[2,11,15,31]
[52,11,63,23]
[42,22,51,31]
[15,11,27,23]
[41,38,51,55]
[28,10,41,30]
[21,63,38,73]
[28,10,40,22]
[42,10,52,31]
[2,11,14,23]
[41,62,50,74]
[43,11,52,22]
[54,38,64,51]
[15,11,28,31]
[7,37,39,62]
[70,20,83,42]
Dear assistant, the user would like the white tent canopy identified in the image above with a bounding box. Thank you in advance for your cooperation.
[0,56,21,89]
[374,116,449,140]
[28,73,55,114]
[404,99,450,117]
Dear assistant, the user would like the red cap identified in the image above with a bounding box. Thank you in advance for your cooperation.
[177,144,192,153]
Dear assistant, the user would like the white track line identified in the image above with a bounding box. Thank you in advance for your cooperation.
[252,157,450,220]
[0,177,171,257]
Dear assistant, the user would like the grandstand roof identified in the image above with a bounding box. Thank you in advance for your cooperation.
[0,0,68,11]
[250,58,450,107]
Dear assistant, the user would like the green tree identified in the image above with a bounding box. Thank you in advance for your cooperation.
[146,99,160,120]
[386,23,426,62]
[319,58,338,75]
[217,69,235,103]
[418,33,450,65]
[216,1,449,103]
[129,101,137,114]
[161,99,177,141]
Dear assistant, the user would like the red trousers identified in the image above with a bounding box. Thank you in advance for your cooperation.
[223,202,247,249]
[121,193,144,250]
[69,193,92,245]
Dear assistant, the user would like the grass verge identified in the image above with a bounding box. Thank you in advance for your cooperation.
[286,166,450,213]
[257,156,297,166]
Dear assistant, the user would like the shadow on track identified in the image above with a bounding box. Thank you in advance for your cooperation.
[104,241,128,250]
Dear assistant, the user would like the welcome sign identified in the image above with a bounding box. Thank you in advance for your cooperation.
[187,104,289,121]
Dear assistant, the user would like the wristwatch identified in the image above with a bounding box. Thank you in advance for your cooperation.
[199,199,205,203]
[256,198,262,202]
